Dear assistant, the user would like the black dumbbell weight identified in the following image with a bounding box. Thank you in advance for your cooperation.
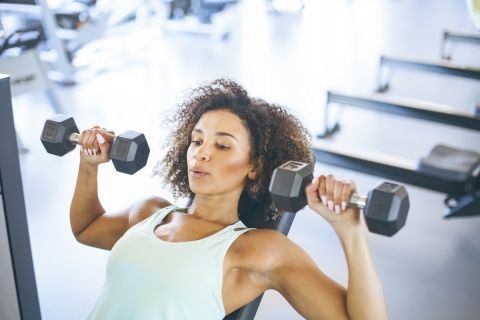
[269,161,410,236]
[41,114,150,175]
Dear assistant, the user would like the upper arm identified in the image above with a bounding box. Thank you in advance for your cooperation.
[258,231,349,320]
[76,196,170,250]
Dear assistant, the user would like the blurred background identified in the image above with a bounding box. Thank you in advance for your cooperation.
[1,0,479,319]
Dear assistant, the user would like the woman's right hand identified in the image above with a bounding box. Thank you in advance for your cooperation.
[78,126,115,167]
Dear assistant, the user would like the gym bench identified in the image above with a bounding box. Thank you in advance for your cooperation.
[319,90,480,138]
[312,141,480,219]
[377,55,480,93]
[441,30,480,60]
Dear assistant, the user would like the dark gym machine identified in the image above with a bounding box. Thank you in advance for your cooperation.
[376,28,480,114]
[316,82,479,218]
[315,27,480,219]
[320,91,480,134]
[0,73,41,320]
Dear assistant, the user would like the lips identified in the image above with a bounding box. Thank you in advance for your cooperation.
[189,166,209,178]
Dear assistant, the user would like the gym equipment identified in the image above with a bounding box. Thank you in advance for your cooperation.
[0,0,155,84]
[318,90,480,138]
[0,25,43,55]
[0,74,41,320]
[0,22,63,153]
[269,161,410,237]
[164,0,238,40]
[0,0,76,83]
[312,140,480,218]
[377,55,480,93]
[54,3,90,30]
[40,114,150,175]
[441,30,480,60]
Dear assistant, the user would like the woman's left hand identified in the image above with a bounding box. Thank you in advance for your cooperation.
[305,175,362,234]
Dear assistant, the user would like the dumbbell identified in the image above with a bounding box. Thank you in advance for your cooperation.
[268,161,410,236]
[41,114,150,175]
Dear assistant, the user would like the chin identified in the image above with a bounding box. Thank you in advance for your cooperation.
[188,181,211,195]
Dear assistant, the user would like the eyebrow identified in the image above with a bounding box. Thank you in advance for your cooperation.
[192,128,239,141]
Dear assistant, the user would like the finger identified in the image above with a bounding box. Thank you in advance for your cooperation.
[80,130,93,156]
[341,180,354,211]
[78,130,85,153]
[349,180,357,194]
[92,140,99,156]
[96,133,111,161]
[325,175,335,211]
[318,175,327,206]
[305,176,321,205]
[86,130,97,155]
[333,180,344,214]
[101,130,115,142]
[93,129,106,155]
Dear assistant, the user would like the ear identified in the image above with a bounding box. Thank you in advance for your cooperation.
[247,166,257,180]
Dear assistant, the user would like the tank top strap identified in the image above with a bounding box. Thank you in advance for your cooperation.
[215,221,255,252]
[148,205,185,226]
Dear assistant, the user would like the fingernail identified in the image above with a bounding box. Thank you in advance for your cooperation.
[335,205,340,214]
[321,195,327,206]
[341,201,347,211]
[93,149,97,156]
[88,149,93,156]
[84,149,88,156]
[96,134,105,144]
[328,200,334,211]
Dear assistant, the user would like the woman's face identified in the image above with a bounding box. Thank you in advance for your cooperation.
[186,109,256,197]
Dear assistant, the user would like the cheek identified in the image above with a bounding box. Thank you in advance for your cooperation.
[217,154,251,178]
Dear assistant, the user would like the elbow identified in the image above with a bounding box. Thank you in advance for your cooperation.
[72,228,87,245]
[69,218,90,245]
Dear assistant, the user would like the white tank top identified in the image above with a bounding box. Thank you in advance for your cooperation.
[87,205,254,320]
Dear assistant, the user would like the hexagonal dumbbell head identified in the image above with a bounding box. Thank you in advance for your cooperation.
[41,114,79,156]
[110,131,150,175]
[364,182,410,237]
[269,161,313,213]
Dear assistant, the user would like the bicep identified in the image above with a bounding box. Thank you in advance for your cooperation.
[76,196,170,250]
[267,237,348,320]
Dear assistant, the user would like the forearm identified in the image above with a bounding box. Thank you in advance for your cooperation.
[337,227,388,320]
[70,162,105,237]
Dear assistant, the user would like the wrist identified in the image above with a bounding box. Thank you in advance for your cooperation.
[79,161,98,173]
[334,224,366,247]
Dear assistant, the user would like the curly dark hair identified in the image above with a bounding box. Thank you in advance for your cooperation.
[153,79,313,222]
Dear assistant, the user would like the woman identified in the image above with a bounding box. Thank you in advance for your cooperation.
[71,79,387,320]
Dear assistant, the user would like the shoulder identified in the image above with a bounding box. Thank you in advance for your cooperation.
[128,196,171,227]
[231,228,304,277]
[232,228,328,293]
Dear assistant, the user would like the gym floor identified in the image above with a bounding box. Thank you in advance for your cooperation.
[11,0,480,319]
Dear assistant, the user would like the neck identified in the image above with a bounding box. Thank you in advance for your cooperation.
[188,193,241,226]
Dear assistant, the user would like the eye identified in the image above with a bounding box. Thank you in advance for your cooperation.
[191,139,202,146]
[217,143,230,150]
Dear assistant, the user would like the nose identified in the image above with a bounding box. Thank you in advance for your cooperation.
[194,144,211,161]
